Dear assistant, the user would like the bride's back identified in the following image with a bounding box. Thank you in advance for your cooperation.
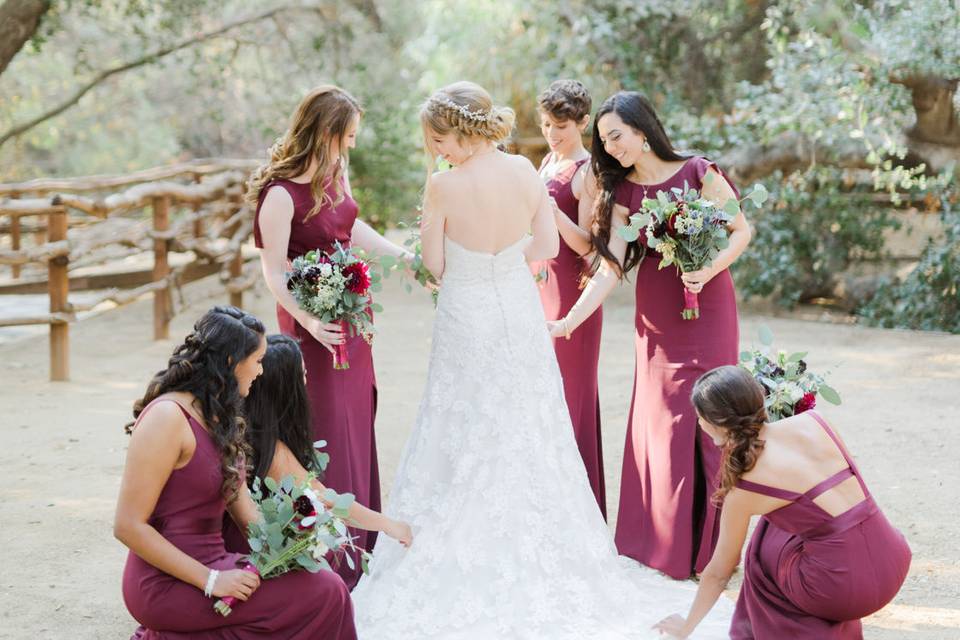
[439,151,542,254]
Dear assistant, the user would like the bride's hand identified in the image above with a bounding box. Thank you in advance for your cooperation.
[652,614,689,638]
[301,317,345,354]
[385,519,413,547]
[547,319,570,340]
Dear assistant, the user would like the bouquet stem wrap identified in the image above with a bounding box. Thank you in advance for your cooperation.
[682,288,700,320]
[333,319,350,370]
[213,563,260,617]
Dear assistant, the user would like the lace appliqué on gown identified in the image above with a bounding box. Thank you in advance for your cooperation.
[351,236,733,639]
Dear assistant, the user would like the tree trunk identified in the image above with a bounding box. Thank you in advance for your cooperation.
[0,0,51,76]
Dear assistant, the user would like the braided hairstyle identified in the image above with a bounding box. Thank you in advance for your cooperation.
[691,365,769,502]
[244,85,363,222]
[588,91,689,278]
[126,306,265,502]
[420,81,515,150]
[244,334,318,485]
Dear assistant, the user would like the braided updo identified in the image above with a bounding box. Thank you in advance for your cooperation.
[691,365,769,501]
[421,81,515,143]
[126,306,265,502]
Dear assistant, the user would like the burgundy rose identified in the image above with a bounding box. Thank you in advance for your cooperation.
[651,220,669,239]
[343,262,371,294]
[666,201,684,237]
[794,392,816,414]
[302,265,324,284]
[294,495,315,517]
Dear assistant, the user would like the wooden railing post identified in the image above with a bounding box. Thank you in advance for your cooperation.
[152,196,171,340]
[192,173,204,238]
[48,203,69,381]
[228,191,243,309]
[10,213,20,279]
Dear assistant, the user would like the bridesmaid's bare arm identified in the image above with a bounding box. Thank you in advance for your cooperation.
[420,173,448,280]
[268,442,413,546]
[548,202,628,338]
[552,162,593,257]
[654,489,753,638]
[114,401,260,600]
[257,187,343,352]
[679,167,752,293]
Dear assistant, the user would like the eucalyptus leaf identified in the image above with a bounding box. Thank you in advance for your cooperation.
[818,384,842,405]
[758,325,774,346]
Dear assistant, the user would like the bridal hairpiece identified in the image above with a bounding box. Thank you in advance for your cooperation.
[432,97,492,123]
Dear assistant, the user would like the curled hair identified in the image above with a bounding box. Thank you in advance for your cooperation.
[244,334,318,484]
[537,79,592,123]
[126,306,265,502]
[244,85,363,221]
[588,91,689,278]
[421,81,515,145]
[691,365,769,501]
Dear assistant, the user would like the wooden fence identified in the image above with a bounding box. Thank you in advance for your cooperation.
[0,159,262,381]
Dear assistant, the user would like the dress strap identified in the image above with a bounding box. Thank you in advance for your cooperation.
[802,467,856,500]
[807,410,869,495]
[735,477,801,501]
[133,397,199,431]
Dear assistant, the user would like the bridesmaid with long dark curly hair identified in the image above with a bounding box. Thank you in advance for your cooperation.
[655,366,910,639]
[115,306,356,639]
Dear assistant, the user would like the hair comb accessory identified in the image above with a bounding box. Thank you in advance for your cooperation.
[432,97,492,123]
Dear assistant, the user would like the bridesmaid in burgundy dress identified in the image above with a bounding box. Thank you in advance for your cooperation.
[247,86,413,589]
[550,92,752,579]
[116,306,356,639]
[533,80,606,517]
[655,366,911,639]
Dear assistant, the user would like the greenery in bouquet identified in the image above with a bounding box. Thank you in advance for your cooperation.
[214,472,369,616]
[738,326,842,422]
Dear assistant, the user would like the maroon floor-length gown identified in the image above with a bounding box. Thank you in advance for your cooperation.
[123,400,357,640]
[613,156,738,579]
[255,178,379,589]
[730,411,911,639]
[535,154,606,517]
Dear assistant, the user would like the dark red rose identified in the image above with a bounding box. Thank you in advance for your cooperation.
[302,265,324,283]
[651,220,669,239]
[666,213,679,238]
[343,262,371,294]
[294,495,315,517]
[794,392,816,414]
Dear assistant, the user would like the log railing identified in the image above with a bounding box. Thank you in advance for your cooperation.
[0,159,261,381]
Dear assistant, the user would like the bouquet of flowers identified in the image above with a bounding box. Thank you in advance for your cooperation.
[286,242,381,369]
[214,472,369,616]
[618,178,768,320]
[738,326,842,421]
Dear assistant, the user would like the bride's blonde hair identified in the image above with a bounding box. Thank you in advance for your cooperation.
[245,85,363,221]
[420,81,515,161]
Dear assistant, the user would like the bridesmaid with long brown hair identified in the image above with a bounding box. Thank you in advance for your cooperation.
[655,366,910,638]
[550,91,752,579]
[246,85,412,589]
[533,79,606,517]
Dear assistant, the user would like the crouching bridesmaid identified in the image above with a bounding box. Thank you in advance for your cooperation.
[655,365,910,639]
[115,306,356,639]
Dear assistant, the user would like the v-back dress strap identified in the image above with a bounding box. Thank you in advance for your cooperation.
[806,409,868,494]
[736,478,801,501]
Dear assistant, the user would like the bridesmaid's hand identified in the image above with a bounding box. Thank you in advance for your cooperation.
[653,614,690,638]
[681,265,717,294]
[213,568,261,601]
[385,519,414,547]
[302,317,345,354]
[547,319,570,340]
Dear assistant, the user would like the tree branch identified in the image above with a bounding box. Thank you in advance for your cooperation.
[0,0,51,76]
[0,3,312,148]
[718,132,873,184]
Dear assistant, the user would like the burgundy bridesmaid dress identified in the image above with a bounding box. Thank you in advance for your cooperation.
[535,154,606,517]
[730,411,911,639]
[613,156,737,579]
[123,400,357,640]
[255,178,379,589]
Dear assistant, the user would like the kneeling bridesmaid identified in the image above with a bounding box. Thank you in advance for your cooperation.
[656,365,910,639]
[115,306,356,640]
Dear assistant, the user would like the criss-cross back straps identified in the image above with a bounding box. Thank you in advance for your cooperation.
[806,410,869,496]
[735,477,802,501]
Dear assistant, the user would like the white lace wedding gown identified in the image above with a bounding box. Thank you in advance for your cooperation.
[351,235,733,639]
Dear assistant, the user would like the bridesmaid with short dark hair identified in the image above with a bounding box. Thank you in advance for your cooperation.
[534,79,606,517]
[654,365,911,639]
[115,306,356,639]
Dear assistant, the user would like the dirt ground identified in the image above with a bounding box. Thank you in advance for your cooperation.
[0,272,958,639]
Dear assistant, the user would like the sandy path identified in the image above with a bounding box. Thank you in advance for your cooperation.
[0,273,957,639]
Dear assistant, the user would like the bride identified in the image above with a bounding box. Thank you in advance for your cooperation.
[351,81,732,639]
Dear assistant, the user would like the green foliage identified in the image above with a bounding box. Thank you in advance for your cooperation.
[733,168,899,306]
[861,184,960,333]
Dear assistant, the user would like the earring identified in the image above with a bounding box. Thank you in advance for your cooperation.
[642,139,651,152]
